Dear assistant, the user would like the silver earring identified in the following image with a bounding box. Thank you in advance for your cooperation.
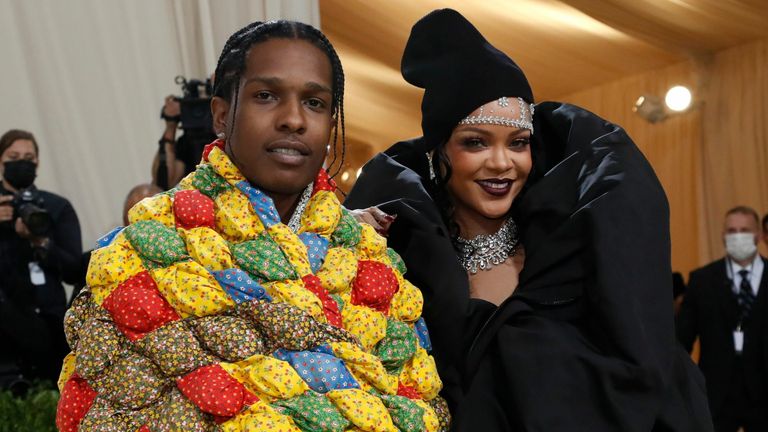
[216,132,226,139]
[426,152,436,181]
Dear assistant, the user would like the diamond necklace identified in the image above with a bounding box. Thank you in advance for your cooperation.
[287,182,313,233]
[452,218,519,274]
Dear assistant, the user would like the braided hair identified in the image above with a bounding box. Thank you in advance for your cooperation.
[213,20,346,176]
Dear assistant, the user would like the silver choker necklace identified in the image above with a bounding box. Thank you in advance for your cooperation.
[287,182,313,233]
[453,218,519,274]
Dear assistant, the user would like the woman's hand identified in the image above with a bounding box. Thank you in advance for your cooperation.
[349,207,396,236]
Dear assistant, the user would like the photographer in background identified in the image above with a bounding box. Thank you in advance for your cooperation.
[0,129,82,389]
[151,75,216,189]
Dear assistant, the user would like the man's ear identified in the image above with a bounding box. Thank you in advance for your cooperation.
[211,96,230,135]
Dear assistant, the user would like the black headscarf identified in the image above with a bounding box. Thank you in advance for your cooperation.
[401,8,534,150]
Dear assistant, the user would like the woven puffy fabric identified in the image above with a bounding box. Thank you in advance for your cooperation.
[57,141,449,432]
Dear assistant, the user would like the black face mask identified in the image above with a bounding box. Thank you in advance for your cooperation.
[3,160,37,189]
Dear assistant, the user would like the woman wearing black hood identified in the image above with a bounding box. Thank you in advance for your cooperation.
[346,8,713,432]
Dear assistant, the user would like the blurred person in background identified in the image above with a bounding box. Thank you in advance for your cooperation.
[677,205,768,432]
[0,129,82,388]
[151,76,216,190]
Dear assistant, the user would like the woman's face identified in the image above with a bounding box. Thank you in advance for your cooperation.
[212,38,334,198]
[1,139,38,180]
[443,108,532,222]
[1,139,38,164]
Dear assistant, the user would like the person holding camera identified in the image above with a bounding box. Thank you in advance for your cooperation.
[0,129,82,388]
[151,77,216,190]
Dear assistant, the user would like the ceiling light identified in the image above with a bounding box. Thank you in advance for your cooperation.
[633,94,666,123]
[665,86,692,112]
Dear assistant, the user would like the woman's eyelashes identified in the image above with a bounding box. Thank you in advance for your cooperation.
[509,137,530,150]
[460,136,530,150]
[462,137,485,148]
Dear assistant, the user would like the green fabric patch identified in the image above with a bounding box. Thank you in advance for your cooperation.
[124,220,188,267]
[380,394,426,432]
[231,234,298,283]
[386,248,407,275]
[330,209,362,248]
[375,319,418,373]
[191,163,230,199]
[274,392,349,432]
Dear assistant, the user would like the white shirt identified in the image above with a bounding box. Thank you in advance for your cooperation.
[728,253,763,296]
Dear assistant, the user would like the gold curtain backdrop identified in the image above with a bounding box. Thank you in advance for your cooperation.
[321,1,768,277]
[700,39,768,264]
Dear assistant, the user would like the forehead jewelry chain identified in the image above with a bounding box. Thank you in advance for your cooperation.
[453,218,519,274]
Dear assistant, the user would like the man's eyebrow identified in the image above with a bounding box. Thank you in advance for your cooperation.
[305,81,332,94]
[242,76,332,95]
[243,75,281,86]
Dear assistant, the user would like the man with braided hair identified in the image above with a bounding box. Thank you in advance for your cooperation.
[57,20,448,432]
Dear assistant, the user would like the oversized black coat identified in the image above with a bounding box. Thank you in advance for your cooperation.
[345,102,713,431]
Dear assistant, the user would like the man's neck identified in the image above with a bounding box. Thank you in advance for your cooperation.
[732,253,757,268]
[271,191,302,224]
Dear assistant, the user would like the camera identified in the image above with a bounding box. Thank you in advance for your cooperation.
[174,75,214,131]
[0,187,51,236]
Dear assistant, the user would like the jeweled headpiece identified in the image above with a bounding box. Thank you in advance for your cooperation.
[458,97,535,133]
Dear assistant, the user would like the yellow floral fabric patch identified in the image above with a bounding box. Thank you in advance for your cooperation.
[326,389,398,432]
[127,193,175,228]
[86,233,144,304]
[399,347,442,400]
[180,226,233,271]
[151,260,234,318]
[221,354,309,402]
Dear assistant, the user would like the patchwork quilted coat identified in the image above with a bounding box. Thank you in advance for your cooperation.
[56,141,449,432]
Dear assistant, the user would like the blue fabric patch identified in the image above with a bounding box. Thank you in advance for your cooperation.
[95,226,124,249]
[298,232,329,273]
[212,268,271,303]
[235,180,280,228]
[273,345,359,393]
[414,318,432,352]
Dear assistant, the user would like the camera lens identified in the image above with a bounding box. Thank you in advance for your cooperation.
[19,204,51,236]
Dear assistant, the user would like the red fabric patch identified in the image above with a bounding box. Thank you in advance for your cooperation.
[302,274,343,327]
[177,364,256,418]
[351,260,400,314]
[312,169,337,193]
[396,381,421,400]
[102,271,180,341]
[56,374,98,432]
[173,189,216,230]
[202,139,226,162]
[138,426,152,432]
